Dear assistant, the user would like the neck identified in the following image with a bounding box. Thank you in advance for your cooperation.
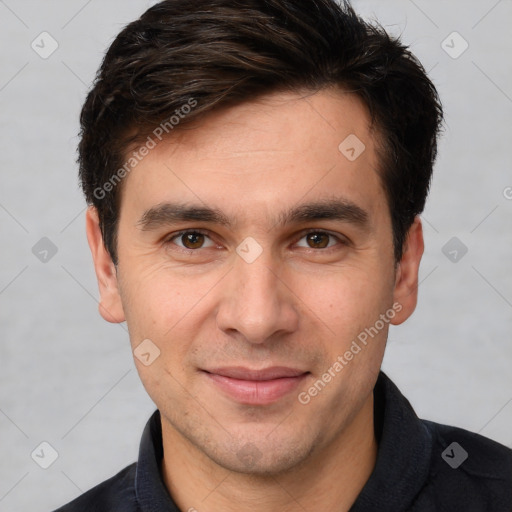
[161,394,377,512]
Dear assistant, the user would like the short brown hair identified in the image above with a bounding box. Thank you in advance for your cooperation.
[78,0,443,265]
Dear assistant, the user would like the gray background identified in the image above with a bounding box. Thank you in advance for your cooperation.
[1,0,511,510]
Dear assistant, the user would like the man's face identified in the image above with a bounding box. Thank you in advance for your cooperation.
[88,89,422,474]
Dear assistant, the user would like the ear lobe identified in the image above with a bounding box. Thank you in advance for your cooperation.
[85,206,126,324]
[390,216,424,326]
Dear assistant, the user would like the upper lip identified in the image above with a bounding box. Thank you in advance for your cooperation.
[204,366,308,381]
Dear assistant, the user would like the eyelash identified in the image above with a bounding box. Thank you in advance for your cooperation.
[164,229,348,253]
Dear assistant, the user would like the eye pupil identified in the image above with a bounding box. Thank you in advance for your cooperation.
[307,232,329,249]
[183,233,204,249]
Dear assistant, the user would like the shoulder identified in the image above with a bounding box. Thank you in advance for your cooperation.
[52,463,138,512]
[418,419,512,511]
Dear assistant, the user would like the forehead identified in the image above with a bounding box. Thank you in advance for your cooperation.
[120,88,386,228]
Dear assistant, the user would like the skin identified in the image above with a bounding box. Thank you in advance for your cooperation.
[86,88,424,512]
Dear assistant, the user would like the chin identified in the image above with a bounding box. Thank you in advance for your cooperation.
[205,434,317,476]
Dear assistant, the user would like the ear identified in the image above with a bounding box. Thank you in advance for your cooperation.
[390,216,424,325]
[85,206,126,323]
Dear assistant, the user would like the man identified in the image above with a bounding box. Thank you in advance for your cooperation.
[55,0,512,510]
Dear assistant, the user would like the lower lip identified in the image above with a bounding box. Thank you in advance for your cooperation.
[204,372,308,405]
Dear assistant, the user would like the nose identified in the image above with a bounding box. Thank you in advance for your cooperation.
[215,247,299,345]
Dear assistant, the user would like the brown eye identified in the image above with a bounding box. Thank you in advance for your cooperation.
[180,232,205,249]
[167,230,215,250]
[306,232,330,249]
[295,230,345,251]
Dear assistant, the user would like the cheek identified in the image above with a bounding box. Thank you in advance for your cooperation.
[295,264,393,335]
[121,260,202,320]
[119,264,222,370]
[120,270,204,406]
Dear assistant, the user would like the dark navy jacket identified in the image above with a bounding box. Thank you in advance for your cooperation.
[53,371,512,511]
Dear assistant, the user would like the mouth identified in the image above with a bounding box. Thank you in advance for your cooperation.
[201,366,310,405]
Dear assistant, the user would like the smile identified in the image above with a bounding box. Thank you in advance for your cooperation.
[202,366,310,405]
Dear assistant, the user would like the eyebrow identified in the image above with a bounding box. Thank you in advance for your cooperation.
[137,198,370,232]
